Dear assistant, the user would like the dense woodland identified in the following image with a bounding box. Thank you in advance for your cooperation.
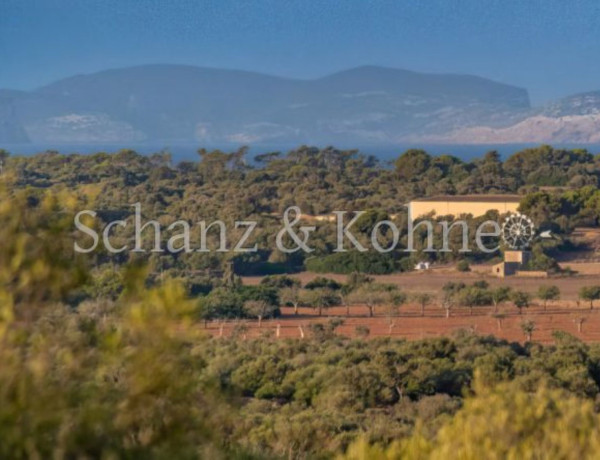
[3,144,600,280]
[2,145,600,458]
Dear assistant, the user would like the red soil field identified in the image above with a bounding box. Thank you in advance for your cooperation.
[204,304,600,345]
[215,263,600,344]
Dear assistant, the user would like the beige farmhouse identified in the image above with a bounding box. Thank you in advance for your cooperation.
[407,195,521,222]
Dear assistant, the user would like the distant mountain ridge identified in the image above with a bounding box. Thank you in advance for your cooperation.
[420,91,600,144]
[543,91,600,117]
[1,64,597,145]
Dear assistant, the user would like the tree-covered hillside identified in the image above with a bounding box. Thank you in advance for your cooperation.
[2,144,600,280]
[1,145,600,458]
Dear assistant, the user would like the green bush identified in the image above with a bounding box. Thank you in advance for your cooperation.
[456,260,471,272]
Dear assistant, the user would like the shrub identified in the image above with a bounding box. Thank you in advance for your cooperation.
[456,260,470,272]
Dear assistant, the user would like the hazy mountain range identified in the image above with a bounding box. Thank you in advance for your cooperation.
[1,64,599,145]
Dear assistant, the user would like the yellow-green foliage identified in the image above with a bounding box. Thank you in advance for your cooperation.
[0,188,87,319]
[0,192,239,458]
[340,374,600,460]
[0,276,236,458]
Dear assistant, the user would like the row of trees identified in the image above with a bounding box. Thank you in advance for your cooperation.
[198,273,600,323]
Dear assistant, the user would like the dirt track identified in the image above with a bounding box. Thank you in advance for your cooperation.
[242,263,600,302]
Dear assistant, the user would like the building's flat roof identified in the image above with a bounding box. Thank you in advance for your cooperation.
[411,194,522,203]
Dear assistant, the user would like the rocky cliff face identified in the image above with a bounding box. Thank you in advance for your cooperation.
[414,91,600,144]
[413,114,600,144]
[543,91,600,117]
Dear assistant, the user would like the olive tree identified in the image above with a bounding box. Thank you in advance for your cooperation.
[511,291,531,315]
[579,286,600,310]
[412,292,434,317]
[348,283,391,318]
[521,320,536,342]
[537,285,560,310]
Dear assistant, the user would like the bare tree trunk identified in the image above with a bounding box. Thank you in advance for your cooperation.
[298,325,305,339]
[318,305,323,316]
[293,303,298,315]
[497,319,502,331]
[421,304,425,317]
[445,308,450,319]
[276,323,281,338]
[219,322,224,338]
[578,322,583,333]
[258,315,263,328]
[388,322,395,335]
[395,385,403,402]
[368,305,374,317]
[346,303,350,317]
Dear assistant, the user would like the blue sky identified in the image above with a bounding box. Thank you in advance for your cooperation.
[1,0,599,104]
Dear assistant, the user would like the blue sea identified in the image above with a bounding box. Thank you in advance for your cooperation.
[2,142,600,164]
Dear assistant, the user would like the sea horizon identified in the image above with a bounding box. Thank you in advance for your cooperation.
[3,141,600,164]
